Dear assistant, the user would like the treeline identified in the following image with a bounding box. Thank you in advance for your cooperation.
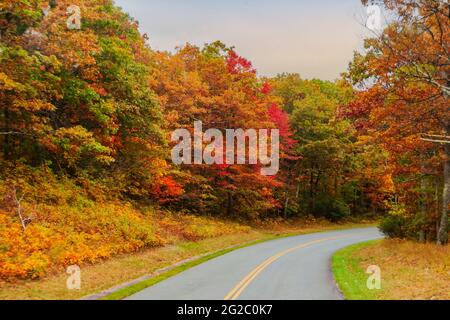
[0,0,448,250]
[0,0,378,223]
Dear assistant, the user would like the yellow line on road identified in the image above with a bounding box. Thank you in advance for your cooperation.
[224,235,351,300]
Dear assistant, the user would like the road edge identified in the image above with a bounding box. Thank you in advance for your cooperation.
[93,224,376,300]
[331,240,382,300]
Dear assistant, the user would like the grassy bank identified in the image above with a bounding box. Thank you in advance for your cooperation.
[1,220,372,300]
[333,239,450,300]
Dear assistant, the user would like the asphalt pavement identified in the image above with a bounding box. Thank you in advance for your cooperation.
[127,227,383,300]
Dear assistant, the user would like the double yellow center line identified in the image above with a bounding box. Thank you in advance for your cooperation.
[224,235,350,300]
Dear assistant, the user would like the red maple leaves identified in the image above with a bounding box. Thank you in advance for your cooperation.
[226,50,255,74]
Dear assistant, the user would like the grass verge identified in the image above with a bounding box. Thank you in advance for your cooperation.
[333,239,450,300]
[332,240,381,300]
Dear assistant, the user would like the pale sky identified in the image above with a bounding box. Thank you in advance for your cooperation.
[114,0,373,80]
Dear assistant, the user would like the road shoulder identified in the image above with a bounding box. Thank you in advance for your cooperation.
[332,239,450,300]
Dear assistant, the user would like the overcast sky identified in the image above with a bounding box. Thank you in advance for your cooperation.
[114,0,373,81]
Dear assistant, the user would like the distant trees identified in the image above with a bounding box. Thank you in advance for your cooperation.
[150,42,295,218]
[268,74,386,220]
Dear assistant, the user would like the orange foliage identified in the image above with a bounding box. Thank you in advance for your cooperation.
[0,167,249,280]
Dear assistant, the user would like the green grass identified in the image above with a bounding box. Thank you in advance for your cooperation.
[332,240,382,300]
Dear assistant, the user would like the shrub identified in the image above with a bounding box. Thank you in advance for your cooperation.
[314,198,350,221]
[379,215,409,239]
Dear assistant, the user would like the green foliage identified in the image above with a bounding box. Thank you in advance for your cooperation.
[379,215,409,239]
[271,74,368,220]
[0,0,167,199]
[314,198,350,221]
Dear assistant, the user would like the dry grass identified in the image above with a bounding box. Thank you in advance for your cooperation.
[353,240,450,300]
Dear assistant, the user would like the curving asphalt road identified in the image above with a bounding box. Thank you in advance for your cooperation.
[127,227,383,300]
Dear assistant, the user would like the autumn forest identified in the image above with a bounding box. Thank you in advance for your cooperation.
[0,0,448,296]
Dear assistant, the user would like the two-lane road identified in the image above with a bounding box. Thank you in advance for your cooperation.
[128,227,382,300]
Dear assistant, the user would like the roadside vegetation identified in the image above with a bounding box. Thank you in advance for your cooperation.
[333,240,450,300]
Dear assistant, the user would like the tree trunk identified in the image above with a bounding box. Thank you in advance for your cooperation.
[419,161,427,243]
[283,168,293,219]
[309,171,314,213]
[437,70,450,244]
[283,192,289,219]
[435,177,440,240]
[437,143,450,245]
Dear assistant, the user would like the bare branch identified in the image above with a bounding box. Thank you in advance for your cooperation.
[420,138,450,144]
[11,186,31,231]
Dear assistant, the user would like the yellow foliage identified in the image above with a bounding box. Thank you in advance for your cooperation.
[0,175,249,280]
